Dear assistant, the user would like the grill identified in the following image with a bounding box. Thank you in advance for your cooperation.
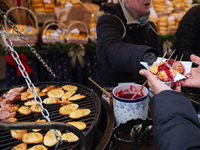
[0,81,101,150]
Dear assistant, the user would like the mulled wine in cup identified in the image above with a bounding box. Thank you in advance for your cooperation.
[112,83,149,125]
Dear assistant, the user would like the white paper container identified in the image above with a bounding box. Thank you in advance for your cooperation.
[140,57,193,82]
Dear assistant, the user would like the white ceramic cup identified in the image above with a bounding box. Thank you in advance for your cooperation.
[112,83,149,125]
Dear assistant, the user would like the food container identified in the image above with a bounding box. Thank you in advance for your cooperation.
[140,57,193,83]
[112,83,149,125]
[113,118,156,150]
[42,19,65,44]
[101,87,114,108]
[3,7,39,47]
[66,21,89,45]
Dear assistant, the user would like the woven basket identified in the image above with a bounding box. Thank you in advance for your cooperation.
[42,20,65,44]
[4,7,39,47]
[41,19,58,30]
[66,21,89,45]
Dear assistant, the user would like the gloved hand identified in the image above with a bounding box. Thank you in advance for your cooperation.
[142,52,157,66]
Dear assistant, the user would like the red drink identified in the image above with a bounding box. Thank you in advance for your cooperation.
[118,93,142,99]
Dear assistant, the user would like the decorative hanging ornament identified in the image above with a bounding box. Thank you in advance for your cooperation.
[6,53,33,77]
[68,45,85,68]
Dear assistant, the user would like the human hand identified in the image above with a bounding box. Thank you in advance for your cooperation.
[180,54,200,88]
[139,69,171,94]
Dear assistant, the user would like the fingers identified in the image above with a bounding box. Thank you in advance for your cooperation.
[139,69,157,82]
[139,69,171,94]
[190,54,200,66]
[174,81,181,92]
[190,54,200,74]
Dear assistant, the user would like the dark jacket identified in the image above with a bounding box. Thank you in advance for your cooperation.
[96,3,162,87]
[173,5,200,62]
[150,90,200,150]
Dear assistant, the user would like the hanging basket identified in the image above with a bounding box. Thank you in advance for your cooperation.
[4,6,39,47]
[42,20,65,44]
[66,21,89,45]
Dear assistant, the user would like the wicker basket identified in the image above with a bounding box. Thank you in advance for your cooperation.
[41,19,58,30]
[42,20,65,44]
[4,7,39,47]
[66,21,89,45]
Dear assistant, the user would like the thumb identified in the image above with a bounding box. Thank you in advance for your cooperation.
[139,69,155,81]
[191,54,200,66]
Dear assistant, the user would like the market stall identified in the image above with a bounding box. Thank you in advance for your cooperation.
[1,0,200,150]
[0,0,197,89]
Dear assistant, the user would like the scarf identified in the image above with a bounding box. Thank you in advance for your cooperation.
[119,0,150,26]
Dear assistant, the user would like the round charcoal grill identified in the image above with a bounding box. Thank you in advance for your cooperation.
[0,81,101,150]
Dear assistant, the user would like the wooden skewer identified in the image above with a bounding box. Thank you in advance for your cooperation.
[166,49,176,63]
[179,54,188,77]
[172,55,178,67]
[131,80,148,99]
[88,77,110,97]
[131,51,168,100]
[174,55,178,61]
[160,51,167,63]
[179,54,184,62]
[168,49,176,60]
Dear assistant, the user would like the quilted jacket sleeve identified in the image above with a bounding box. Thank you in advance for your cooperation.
[150,90,200,150]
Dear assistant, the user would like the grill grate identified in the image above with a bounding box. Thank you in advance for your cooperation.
[0,81,101,150]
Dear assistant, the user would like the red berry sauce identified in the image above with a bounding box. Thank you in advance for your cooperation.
[158,63,170,72]
[166,59,175,67]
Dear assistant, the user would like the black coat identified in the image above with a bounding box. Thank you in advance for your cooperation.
[173,5,200,62]
[150,90,200,150]
[96,3,162,87]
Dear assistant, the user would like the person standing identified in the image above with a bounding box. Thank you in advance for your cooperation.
[95,0,163,87]
[173,4,200,63]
